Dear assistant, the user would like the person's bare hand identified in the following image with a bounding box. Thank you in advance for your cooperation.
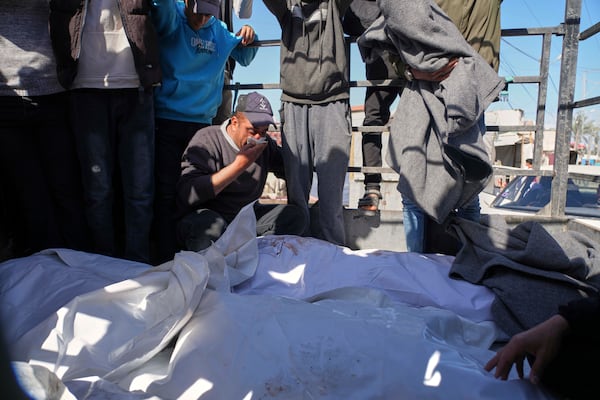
[484,314,570,384]
[210,139,266,195]
[410,58,459,82]
[236,25,255,46]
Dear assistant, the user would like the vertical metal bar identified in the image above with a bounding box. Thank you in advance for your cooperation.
[223,0,232,30]
[551,0,581,217]
[345,37,352,88]
[532,32,552,170]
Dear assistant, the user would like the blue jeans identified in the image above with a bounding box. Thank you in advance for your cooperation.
[403,116,486,253]
[71,89,155,263]
[402,196,480,252]
[401,197,428,253]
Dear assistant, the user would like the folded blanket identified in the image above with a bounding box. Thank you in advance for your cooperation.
[449,215,600,336]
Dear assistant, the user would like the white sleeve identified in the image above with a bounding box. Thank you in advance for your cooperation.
[232,0,253,18]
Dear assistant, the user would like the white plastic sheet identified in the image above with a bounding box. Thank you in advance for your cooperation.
[118,290,551,400]
[0,204,557,399]
[0,249,150,344]
[13,250,210,383]
[239,236,495,323]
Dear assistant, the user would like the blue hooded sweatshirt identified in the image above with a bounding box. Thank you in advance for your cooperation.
[152,0,258,123]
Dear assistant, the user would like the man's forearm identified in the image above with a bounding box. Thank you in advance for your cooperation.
[210,156,252,195]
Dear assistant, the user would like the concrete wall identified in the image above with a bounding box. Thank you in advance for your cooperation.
[337,209,600,254]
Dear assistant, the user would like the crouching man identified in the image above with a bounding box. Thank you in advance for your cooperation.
[176,92,307,251]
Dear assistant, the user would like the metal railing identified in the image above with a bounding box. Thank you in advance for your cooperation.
[224,0,599,217]
[549,0,600,216]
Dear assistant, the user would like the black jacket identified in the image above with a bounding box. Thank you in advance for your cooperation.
[559,295,600,337]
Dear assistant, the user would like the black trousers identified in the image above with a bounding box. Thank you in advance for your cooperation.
[361,55,403,189]
[177,203,307,252]
[154,118,209,264]
[0,93,89,258]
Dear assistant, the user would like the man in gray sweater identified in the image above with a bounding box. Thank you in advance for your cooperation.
[176,92,306,251]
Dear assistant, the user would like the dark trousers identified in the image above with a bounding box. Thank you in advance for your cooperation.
[71,89,154,263]
[177,203,307,252]
[362,55,403,190]
[0,93,89,258]
[154,118,209,263]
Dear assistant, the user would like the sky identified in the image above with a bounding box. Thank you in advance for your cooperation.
[231,0,600,129]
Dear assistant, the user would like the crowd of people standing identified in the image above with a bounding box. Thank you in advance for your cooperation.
[3,2,599,399]
[1,0,259,264]
[1,0,356,264]
[1,0,500,266]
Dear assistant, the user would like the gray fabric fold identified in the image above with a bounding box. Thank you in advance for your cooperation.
[358,0,505,222]
[449,215,600,336]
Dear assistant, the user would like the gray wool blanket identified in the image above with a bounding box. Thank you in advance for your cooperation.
[357,0,505,222]
[448,215,600,336]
